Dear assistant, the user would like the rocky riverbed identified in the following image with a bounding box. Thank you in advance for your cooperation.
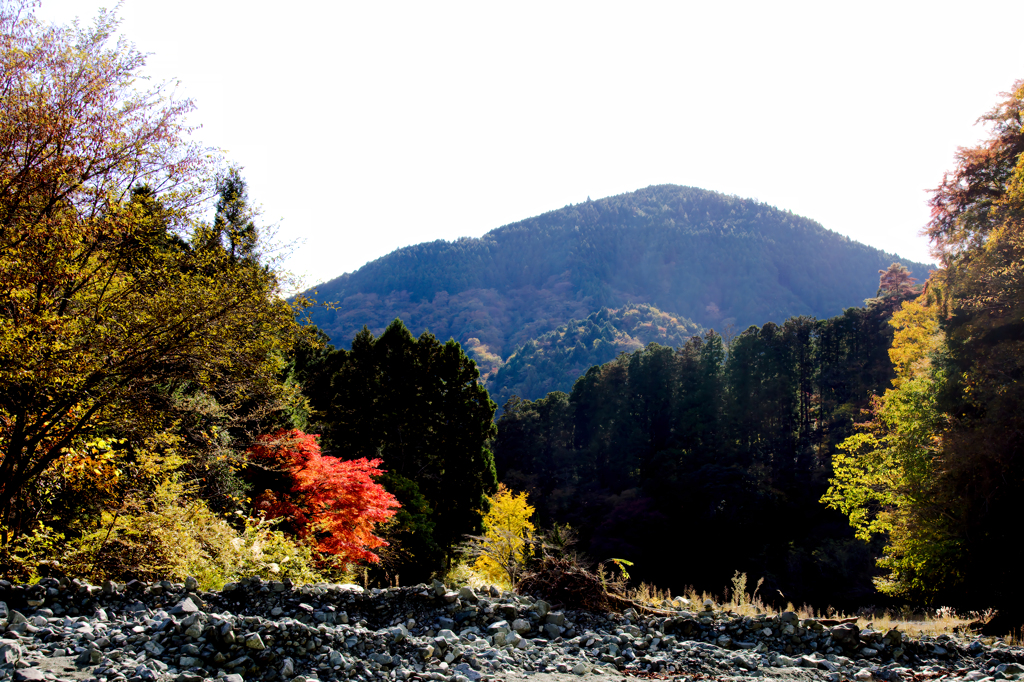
[1,578,1022,682]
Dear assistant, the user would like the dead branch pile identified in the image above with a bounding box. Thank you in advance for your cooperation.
[517,555,628,611]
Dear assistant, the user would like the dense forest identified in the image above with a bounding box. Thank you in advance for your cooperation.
[493,293,907,610]
[305,185,932,378]
[490,303,703,406]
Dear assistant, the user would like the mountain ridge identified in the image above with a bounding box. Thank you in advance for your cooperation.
[305,184,932,381]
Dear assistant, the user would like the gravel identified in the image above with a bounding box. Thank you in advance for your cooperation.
[1,577,1022,682]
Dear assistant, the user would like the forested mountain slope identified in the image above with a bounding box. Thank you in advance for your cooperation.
[489,303,703,407]
[305,185,932,378]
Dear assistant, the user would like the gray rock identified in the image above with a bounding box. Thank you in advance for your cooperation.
[143,640,165,656]
[245,633,266,650]
[183,577,198,592]
[454,663,483,681]
[831,622,861,648]
[13,669,45,682]
[511,618,531,634]
[167,597,199,616]
[0,639,21,664]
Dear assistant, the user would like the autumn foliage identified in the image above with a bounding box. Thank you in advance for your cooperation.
[247,430,399,567]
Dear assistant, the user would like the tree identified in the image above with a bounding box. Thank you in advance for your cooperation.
[0,3,300,542]
[822,298,953,601]
[923,79,1024,618]
[877,263,917,298]
[825,79,1024,618]
[309,319,498,580]
[247,430,400,568]
[471,484,535,587]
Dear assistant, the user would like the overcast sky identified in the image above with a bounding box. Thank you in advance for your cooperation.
[34,1,1024,289]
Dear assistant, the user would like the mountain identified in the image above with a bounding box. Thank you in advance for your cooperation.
[305,184,932,384]
[489,303,703,408]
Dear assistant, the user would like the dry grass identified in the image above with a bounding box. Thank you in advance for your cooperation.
[625,575,1021,645]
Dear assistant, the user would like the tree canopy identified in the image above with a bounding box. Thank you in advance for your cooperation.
[301,320,498,582]
[824,79,1024,619]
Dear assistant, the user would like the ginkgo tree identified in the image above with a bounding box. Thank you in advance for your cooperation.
[471,484,536,587]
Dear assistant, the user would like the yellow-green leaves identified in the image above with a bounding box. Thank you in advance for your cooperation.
[472,484,535,588]
[822,297,953,599]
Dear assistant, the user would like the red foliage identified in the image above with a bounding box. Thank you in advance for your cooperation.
[248,429,400,566]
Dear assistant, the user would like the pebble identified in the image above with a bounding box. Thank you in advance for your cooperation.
[0,577,1022,682]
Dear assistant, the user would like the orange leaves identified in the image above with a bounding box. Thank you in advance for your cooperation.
[247,430,400,568]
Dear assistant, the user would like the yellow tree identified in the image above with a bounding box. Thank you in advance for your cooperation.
[472,484,535,587]
[0,2,301,542]
[822,297,955,600]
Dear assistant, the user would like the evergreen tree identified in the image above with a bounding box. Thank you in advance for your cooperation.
[311,320,498,581]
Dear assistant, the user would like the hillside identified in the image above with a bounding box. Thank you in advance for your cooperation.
[305,184,932,378]
[489,303,703,407]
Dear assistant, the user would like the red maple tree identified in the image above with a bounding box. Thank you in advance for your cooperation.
[247,429,400,566]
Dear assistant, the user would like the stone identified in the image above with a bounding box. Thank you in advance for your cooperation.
[13,669,46,682]
[854,669,874,681]
[0,640,21,664]
[830,622,861,648]
[167,597,199,616]
[183,577,198,592]
[453,663,483,681]
[245,633,266,650]
[143,640,165,656]
[511,618,531,634]
[572,662,589,675]
[534,600,551,617]
[458,587,477,601]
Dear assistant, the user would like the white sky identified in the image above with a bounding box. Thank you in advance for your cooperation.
[35,1,1024,288]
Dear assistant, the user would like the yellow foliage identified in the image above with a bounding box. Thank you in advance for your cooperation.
[823,296,960,599]
[472,484,535,587]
